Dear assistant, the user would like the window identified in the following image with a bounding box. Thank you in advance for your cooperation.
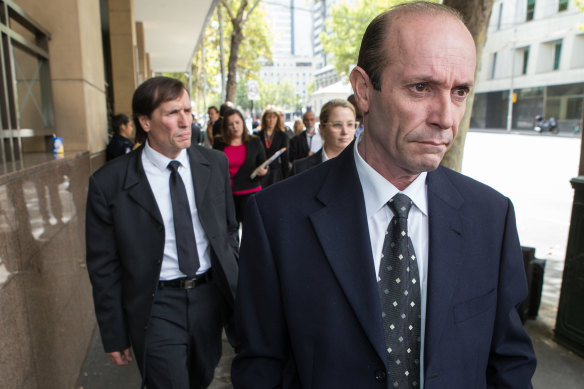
[496,3,503,30]
[490,52,498,79]
[554,42,562,70]
[558,0,568,12]
[522,47,530,75]
[0,1,54,163]
[526,0,535,21]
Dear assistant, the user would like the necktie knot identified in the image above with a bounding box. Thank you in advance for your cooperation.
[168,160,181,173]
[388,193,412,219]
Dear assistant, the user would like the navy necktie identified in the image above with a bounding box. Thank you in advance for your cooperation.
[167,160,200,276]
[378,193,421,388]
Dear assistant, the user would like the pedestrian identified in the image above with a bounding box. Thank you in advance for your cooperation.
[86,76,239,388]
[232,3,536,388]
[291,99,356,175]
[257,105,289,188]
[213,108,268,224]
[106,113,134,161]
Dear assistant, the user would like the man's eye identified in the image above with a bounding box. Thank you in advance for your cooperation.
[413,83,427,92]
[453,87,469,97]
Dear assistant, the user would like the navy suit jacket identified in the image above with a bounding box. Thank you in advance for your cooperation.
[232,143,536,388]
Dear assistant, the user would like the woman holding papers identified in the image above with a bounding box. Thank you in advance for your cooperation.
[213,108,267,223]
[257,105,289,187]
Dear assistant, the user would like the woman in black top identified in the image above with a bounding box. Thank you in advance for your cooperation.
[257,105,289,187]
[213,109,267,223]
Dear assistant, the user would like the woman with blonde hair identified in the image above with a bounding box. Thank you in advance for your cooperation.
[258,105,289,187]
[291,99,356,175]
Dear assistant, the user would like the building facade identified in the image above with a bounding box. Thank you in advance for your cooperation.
[472,0,584,132]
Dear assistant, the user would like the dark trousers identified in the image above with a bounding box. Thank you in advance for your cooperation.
[143,281,224,389]
[233,193,252,224]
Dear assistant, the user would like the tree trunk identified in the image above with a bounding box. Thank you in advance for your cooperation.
[225,26,243,103]
[218,5,226,102]
[441,0,495,171]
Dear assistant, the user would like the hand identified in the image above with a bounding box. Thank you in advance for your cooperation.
[256,165,269,177]
[308,151,314,156]
[107,348,133,366]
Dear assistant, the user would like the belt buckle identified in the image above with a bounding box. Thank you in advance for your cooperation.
[182,278,197,289]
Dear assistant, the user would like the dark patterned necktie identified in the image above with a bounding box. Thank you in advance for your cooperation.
[378,193,421,388]
[167,160,200,276]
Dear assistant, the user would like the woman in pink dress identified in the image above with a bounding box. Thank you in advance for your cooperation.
[213,108,268,223]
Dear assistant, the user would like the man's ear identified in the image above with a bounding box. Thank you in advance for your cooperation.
[138,115,150,132]
[349,66,372,114]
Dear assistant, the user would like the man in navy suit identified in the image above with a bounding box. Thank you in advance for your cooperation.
[232,2,536,388]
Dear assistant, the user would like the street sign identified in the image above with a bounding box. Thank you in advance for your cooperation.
[248,80,259,101]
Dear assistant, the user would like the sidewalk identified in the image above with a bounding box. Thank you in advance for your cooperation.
[77,130,584,388]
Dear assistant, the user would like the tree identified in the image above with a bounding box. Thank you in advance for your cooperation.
[191,0,271,113]
[441,0,495,171]
[220,0,262,103]
[320,0,432,79]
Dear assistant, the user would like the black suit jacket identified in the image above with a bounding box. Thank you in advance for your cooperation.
[232,143,536,388]
[289,131,309,163]
[290,148,323,176]
[258,130,289,186]
[86,144,239,363]
[213,136,266,192]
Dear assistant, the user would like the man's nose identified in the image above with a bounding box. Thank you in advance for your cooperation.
[429,92,455,130]
[178,111,191,127]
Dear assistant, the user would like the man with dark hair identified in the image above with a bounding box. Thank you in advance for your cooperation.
[106,113,134,161]
[86,76,239,388]
[212,101,235,143]
[205,105,220,147]
[232,2,536,388]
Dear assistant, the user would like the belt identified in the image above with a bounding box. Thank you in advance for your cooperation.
[158,270,212,289]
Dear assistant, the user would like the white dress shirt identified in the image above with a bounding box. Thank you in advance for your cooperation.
[142,141,212,280]
[353,134,428,388]
[307,128,323,154]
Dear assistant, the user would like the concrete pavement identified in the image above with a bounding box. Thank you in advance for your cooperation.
[76,129,584,388]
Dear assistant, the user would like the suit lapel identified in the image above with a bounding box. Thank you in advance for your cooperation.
[424,167,464,367]
[309,146,387,363]
[187,146,211,210]
[124,146,163,225]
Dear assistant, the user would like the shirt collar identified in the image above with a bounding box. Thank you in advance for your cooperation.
[353,133,428,218]
[143,140,189,173]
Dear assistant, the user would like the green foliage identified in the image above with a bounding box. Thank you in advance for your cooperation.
[256,80,302,112]
[191,0,272,112]
[320,0,437,78]
[160,72,188,85]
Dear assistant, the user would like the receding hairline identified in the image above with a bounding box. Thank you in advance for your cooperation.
[369,3,469,69]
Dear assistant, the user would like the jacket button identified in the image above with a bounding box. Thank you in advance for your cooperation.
[374,370,386,383]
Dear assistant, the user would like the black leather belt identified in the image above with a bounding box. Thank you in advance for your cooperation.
[158,270,212,289]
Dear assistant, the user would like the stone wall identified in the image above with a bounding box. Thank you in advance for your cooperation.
[0,151,100,388]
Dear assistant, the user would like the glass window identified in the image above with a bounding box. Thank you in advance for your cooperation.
[522,47,530,75]
[554,41,562,70]
[558,0,569,12]
[490,52,498,79]
[526,0,535,21]
[0,1,54,164]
